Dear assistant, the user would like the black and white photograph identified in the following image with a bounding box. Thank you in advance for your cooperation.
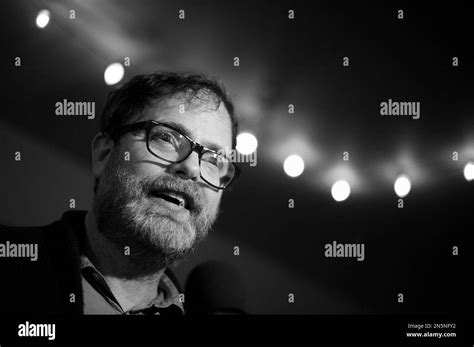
[0,0,473,344]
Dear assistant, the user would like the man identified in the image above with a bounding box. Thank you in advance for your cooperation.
[0,72,240,314]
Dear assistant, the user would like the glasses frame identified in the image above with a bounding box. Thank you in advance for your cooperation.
[108,120,240,190]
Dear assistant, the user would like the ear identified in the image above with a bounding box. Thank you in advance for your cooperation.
[91,132,115,181]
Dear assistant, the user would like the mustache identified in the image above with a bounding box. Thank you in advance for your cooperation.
[142,175,205,213]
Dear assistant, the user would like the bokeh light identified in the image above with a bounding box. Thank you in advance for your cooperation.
[331,180,351,202]
[464,162,474,181]
[36,9,50,29]
[104,62,125,85]
[283,155,305,178]
[236,132,258,155]
[394,174,411,198]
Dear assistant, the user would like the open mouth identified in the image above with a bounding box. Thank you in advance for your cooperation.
[150,190,193,211]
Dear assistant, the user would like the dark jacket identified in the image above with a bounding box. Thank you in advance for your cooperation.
[0,210,182,314]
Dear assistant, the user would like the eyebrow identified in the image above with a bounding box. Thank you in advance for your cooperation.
[162,121,224,153]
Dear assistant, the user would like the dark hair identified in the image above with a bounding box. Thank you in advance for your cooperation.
[100,71,238,148]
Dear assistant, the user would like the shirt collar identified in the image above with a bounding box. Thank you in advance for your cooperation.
[80,254,184,314]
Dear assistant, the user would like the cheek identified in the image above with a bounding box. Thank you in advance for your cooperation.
[126,139,151,161]
[205,190,223,210]
[123,141,168,174]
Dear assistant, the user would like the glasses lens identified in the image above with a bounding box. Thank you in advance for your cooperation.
[148,125,190,161]
[201,151,236,188]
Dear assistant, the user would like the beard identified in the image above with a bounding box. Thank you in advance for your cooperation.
[93,152,219,277]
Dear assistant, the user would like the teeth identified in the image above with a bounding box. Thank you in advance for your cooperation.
[152,190,189,209]
[166,193,186,208]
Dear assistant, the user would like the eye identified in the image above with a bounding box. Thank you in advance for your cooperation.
[205,153,225,169]
[150,128,181,147]
[157,132,173,143]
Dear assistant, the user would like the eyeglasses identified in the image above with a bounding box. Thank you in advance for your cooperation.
[108,120,240,190]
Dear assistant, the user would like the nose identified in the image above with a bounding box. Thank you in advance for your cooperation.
[168,151,200,181]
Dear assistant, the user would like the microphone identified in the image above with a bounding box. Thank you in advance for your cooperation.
[184,260,247,314]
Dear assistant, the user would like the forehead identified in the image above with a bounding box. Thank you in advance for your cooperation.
[140,95,233,151]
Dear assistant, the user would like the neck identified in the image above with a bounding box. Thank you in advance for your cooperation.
[84,209,164,312]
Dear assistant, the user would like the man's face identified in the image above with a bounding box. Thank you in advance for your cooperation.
[93,95,232,274]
